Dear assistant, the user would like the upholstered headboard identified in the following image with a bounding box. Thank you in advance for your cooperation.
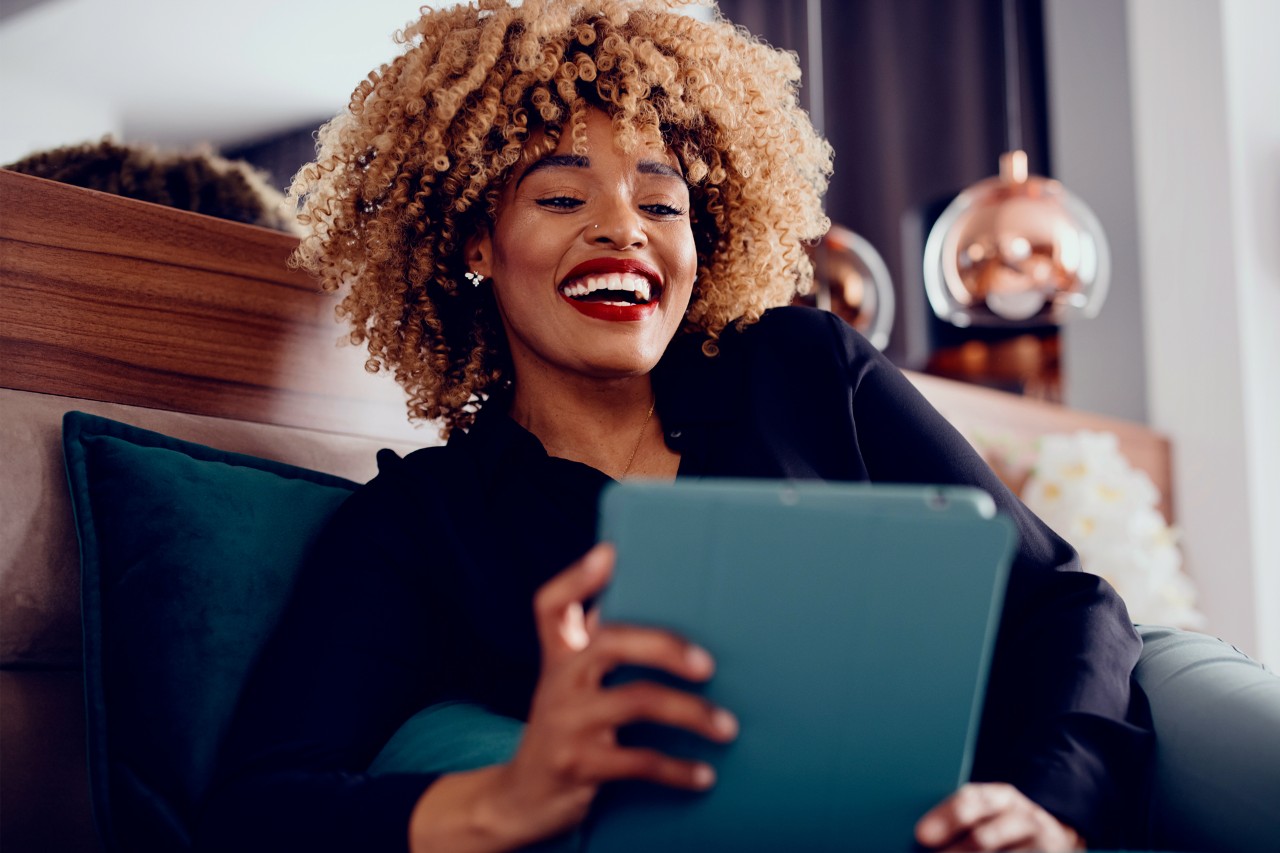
[904,372,1173,523]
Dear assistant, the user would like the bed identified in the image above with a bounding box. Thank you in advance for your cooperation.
[2,168,1272,853]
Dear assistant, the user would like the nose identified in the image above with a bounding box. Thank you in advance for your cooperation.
[588,198,647,250]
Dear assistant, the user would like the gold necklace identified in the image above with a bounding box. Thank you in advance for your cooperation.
[619,397,656,479]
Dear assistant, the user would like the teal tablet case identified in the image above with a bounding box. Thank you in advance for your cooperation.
[586,480,1016,852]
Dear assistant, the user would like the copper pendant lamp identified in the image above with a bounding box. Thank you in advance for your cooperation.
[923,0,1110,328]
[810,223,896,350]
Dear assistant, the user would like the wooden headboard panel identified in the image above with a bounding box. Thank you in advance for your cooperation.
[905,372,1173,522]
[0,168,1172,517]
[0,168,420,444]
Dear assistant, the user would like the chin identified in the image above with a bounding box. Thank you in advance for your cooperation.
[576,353,663,380]
[572,341,668,377]
[568,323,676,373]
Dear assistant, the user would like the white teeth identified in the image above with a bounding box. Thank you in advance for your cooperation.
[560,272,653,303]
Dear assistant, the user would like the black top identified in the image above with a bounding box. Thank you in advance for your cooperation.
[199,307,1150,851]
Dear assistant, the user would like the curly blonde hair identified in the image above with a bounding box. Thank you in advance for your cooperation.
[290,0,832,434]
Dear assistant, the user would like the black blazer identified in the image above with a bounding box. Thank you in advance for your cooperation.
[201,307,1150,851]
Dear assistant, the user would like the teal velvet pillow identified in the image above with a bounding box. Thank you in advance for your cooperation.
[63,412,359,853]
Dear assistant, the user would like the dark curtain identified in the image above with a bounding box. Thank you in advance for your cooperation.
[720,0,1050,368]
[224,123,322,194]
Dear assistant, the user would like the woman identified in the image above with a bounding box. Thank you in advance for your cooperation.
[199,2,1149,851]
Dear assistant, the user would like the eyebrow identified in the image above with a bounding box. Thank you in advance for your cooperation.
[515,154,686,187]
[516,154,588,186]
[638,160,686,181]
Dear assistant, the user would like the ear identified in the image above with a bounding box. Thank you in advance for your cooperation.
[464,229,494,280]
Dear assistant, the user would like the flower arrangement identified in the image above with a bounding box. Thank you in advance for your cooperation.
[1020,431,1205,629]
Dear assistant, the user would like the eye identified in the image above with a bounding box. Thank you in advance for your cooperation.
[535,195,585,211]
[641,203,688,218]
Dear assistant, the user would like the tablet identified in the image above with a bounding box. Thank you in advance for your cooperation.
[585,480,1016,852]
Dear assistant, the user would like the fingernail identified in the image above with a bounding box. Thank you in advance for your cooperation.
[583,546,609,576]
[712,708,738,739]
[692,763,716,789]
[685,645,714,676]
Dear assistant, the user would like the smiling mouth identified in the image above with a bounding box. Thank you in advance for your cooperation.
[559,272,660,306]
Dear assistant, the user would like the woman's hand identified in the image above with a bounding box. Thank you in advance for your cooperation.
[915,783,1085,851]
[409,544,737,853]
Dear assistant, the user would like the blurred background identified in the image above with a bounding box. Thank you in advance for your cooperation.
[2,0,1277,662]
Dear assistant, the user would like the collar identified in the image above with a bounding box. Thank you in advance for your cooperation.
[454,398,550,490]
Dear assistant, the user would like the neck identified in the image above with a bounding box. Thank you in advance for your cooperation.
[508,367,658,478]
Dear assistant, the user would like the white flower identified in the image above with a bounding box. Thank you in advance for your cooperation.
[1022,431,1205,629]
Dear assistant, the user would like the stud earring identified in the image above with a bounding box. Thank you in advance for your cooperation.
[464,270,485,287]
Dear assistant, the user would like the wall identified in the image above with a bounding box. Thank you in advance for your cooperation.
[1126,0,1279,665]
[1220,0,1280,669]
[0,81,120,166]
[1045,0,1147,424]
[1046,0,1279,666]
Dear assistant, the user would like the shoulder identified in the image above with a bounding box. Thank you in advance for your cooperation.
[686,306,875,407]
[737,304,835,341]
[724,305,879,367]
[291,441,484,593]
[325,442,473,532]
[723,307,926,418]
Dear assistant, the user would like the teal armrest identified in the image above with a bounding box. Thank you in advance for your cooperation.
[1135,626,1280,853]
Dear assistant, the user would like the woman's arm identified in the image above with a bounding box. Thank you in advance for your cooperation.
[407,544,737,853]
[827,313,1151,848]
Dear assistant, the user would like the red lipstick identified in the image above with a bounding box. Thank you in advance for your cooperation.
[560,296,660,321]
[558,258,662,323]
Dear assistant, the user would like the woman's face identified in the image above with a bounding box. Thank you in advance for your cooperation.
[467,109,698,387]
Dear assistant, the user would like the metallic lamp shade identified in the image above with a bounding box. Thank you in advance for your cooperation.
[923,151,1110,328]
[810,223,895,350]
